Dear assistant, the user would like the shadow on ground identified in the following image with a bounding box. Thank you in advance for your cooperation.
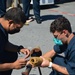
[41,15,63,22]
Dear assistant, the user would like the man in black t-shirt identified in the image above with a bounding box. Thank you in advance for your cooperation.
[0,7,30,75]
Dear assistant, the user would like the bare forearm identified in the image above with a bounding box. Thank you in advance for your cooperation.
[52,63,69,75]
[43,49,56,58]
[0,63,14,71]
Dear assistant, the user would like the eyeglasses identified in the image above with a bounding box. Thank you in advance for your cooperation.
[54,32,63,39]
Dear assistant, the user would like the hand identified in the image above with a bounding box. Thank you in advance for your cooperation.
[40,56,50,67]
[20,48,30,58]
[12,58,28,69]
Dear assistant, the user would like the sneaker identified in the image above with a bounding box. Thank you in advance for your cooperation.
[25,17,34,25]
[36,19,42,24]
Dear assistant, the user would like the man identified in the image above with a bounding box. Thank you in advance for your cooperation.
[0,7,30,75]
[40,16,75,75]
[22,0,42,24]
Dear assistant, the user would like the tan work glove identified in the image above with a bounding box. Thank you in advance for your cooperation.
[29,57,52,67]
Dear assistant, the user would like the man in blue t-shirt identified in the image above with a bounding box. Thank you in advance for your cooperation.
[40,16,75,75]
[0,7,30,75]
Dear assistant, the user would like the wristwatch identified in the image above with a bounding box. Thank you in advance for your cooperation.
[17,45,24,52]
[48,62,52,68]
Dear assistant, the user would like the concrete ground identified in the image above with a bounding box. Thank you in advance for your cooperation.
[10,1,75,75]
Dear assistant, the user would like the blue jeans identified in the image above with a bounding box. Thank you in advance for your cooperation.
[22,0,40,20]
[0,0,6,17]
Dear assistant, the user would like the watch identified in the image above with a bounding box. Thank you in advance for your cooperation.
[48,62,52,68]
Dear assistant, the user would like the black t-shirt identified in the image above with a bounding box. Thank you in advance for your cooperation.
[0,24,18,75]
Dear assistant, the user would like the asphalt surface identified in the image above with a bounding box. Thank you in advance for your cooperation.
[10,1,75,75]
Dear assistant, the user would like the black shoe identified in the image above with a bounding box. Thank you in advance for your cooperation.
[36,19,42,24]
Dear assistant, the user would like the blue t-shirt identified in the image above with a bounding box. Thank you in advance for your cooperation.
[53,36,75,75]
[0,24,18,75]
